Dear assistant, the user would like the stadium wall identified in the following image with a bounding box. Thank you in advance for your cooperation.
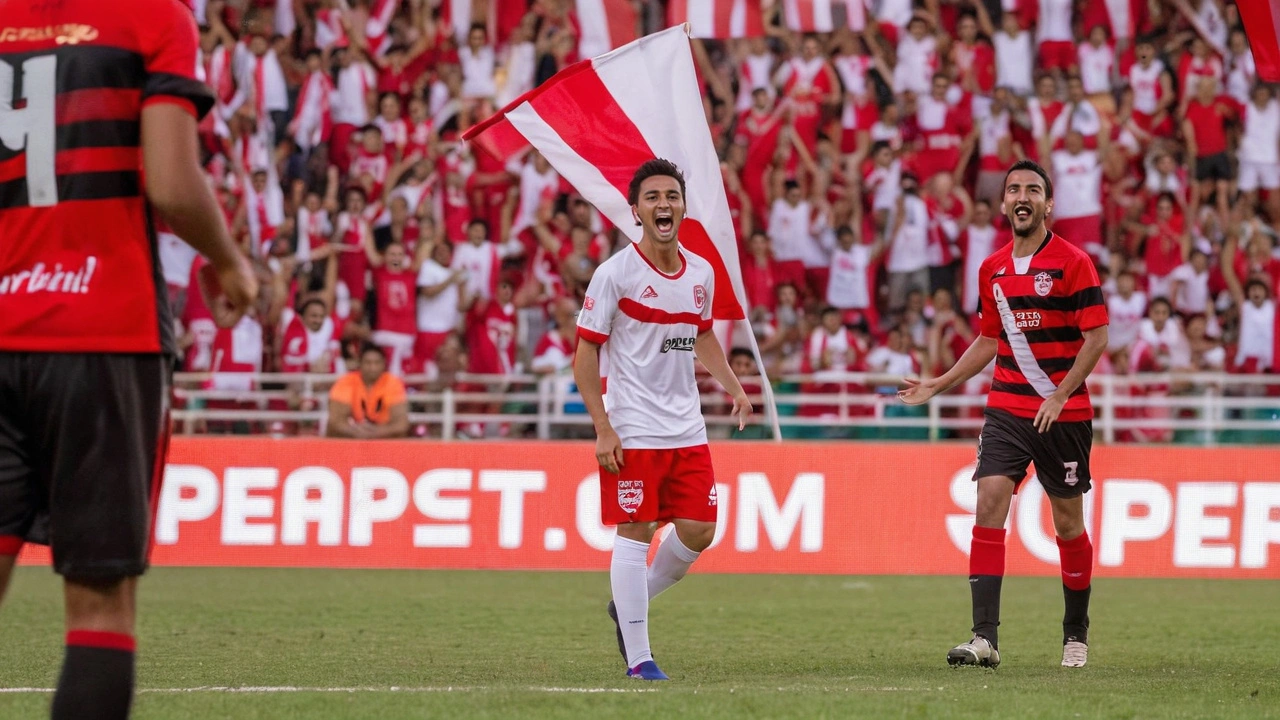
[19,440,1280,579]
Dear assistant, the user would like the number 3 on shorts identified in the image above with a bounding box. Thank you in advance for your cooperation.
[1063,461,1079,486]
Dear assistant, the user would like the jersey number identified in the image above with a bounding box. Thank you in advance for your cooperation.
[0,54,59,207]
[1063,461,1079,486]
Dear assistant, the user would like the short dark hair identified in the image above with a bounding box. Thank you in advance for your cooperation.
[729,347,754,362]
[359,343,387,361]
[1244,278,1271,296]
[299,297,328,315]
[628,158,686,206]
[467,218,489,233]
[1003,160,1053,200]
[1149,296,1173,311]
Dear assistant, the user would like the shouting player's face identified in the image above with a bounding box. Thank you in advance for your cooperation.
[1002,169,1053,238]
[634,175,685,245]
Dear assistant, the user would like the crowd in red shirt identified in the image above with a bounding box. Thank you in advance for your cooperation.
[164,0,1280,438]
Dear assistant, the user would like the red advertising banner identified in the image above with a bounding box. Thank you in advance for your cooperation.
[19,440,1280,578]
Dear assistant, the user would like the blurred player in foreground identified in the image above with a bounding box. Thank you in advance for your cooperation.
[574,159,751,681]
[0,1,257,717]
[899,160,1108,669]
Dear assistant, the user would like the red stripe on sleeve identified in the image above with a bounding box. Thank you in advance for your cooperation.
[66,630,136,653]
[618,297,705,326]
[578,327,609,344]
[142,95,197,118]
[57,88,143,125]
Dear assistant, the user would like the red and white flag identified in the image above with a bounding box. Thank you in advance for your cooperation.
[465,25,780,435]
[668,0,765,39]
[782,0,866,33]
[1240,0,1280,82]
[576,0,639,58]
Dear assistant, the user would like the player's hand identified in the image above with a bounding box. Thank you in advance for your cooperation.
[1034,392,1068,433]
[897,376,938,405]
[731,391,753,431]
[217,253,260,316]
[596,427,624,475]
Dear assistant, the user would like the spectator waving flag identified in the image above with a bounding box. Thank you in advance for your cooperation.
[668,0,766,39]
[1239,0,1280,82]
[783,0,866,33]
[464,24,780,437]
[576,0,639,57]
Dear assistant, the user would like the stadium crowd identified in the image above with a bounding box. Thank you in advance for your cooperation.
[167,0,1280,437]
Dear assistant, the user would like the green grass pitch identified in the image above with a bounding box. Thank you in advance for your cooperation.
[0,568,1277,719]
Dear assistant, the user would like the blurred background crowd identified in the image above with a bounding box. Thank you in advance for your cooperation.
[167,0,1279,438]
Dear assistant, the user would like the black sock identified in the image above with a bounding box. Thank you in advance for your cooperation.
[1063,584,1091,644]
[970,575,1003,650]
[51,631,135,720]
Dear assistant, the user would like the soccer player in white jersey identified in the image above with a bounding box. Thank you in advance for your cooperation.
[574,159,752,681]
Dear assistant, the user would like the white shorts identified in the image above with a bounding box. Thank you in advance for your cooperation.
[1238,160,1280,192]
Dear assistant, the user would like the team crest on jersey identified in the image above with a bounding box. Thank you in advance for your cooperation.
[617,480,644,514]
[1034,272,1053,297]
[707,485,717,507]
[583,296,595,310]
[693,284,707,309]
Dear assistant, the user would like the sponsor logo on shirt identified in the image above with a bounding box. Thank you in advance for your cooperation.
[0,256,98,295]
[1012,310,1042,329]
[660,336,696,353]
[641,285,658,299]
[693,284,707,309]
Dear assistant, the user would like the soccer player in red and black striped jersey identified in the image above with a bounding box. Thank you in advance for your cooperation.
[899,160,1109,670]
[0,1,257,717]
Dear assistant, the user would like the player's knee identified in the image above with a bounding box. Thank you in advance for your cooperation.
[64,576,137,635]
[675,521,716,552]
[616,522,658,544]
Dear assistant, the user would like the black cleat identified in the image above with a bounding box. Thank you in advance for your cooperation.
[606,601,627,662]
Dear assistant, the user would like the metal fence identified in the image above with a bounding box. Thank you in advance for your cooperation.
[169,371,1280,445]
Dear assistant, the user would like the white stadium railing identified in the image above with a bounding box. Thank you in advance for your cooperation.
[169,371,1280,445]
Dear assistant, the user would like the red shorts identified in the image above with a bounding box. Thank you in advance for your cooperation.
[599,445,717,525]
[415,330,452,367]
[1131,110,1173,139]
[1038,41,1076,71]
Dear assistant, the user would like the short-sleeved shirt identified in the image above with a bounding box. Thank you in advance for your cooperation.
[577,243,714,449]
[977,232,1108,422]
[0,0,215,354]
[329,371,407,424]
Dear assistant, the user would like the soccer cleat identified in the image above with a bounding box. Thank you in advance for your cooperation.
[626,660,669,681]
[1062,638,1088,668]
[606,601,627,662]
[947,635,1001,668]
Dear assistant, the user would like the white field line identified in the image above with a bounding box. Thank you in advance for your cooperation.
[0,685,945,695]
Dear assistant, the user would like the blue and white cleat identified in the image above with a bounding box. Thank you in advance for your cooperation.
[626,660,669,681]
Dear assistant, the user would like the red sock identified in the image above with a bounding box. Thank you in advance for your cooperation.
[1057,531,1093,591]
[970,525,1006,577]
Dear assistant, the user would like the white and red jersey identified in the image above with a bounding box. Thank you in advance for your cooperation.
[467,299,518,375]
[1036,0,1074,43]
[1107,290,1147,351]
[806,326,865,378]
[777,56,836,125]
[459,45,497,99]
[296,207,332,263]
[1128,60,1166,115]
[350,149,390,198]
[511,162,560,236]
[1078,42,1115,95]
[1028,97,1065,142]
[374,115,408,155]
[959,224,1005,314]
[531,330,575,373]
[182,258,218,372]
[1235,300,1276,371]
[279,308,341,373]
[577,244,715,449]
[1180,53,1224,94]
[1225,50,1257,105]
[293,70,334,150]
[416,259,461,333]
[736,51,777,112]
[373,267,418,335]
[834,53,872,102]
[893,33,937,95]
[1240,99,1280,165]
[977,107,1012,171]
[333,62,376,126]
[452,240,502,301]
[994,30,1034,95]
[209,314,264,391]
[203,43,236,107]
[1051,149,1103,219]
[235,50,289,127]
[768,198,827,267]
[827,244,874,309]
[315,7,349,50]
[404,119,434,160]
[1049,101,1102,145]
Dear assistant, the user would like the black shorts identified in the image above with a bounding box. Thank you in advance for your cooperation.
[1195,152,1233,182]
[973,408,1093,498]
[0,353,171,580]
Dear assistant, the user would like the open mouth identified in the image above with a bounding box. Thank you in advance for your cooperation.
[1014,206,1032,222]
[655,214,674,234]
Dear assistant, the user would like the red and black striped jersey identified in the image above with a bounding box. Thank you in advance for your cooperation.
[0,0,214,354]
[977,232,1108,422]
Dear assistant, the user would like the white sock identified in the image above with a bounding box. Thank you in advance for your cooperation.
[611,535,652,667]
[647,532,701,600]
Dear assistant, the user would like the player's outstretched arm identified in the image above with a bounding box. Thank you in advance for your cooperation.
[573,339,623,474]
[899,335,998,405]
[694,332,753,431]
[142,103,257,316]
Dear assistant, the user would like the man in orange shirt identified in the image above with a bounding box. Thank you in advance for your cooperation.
[326,345,410,438]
